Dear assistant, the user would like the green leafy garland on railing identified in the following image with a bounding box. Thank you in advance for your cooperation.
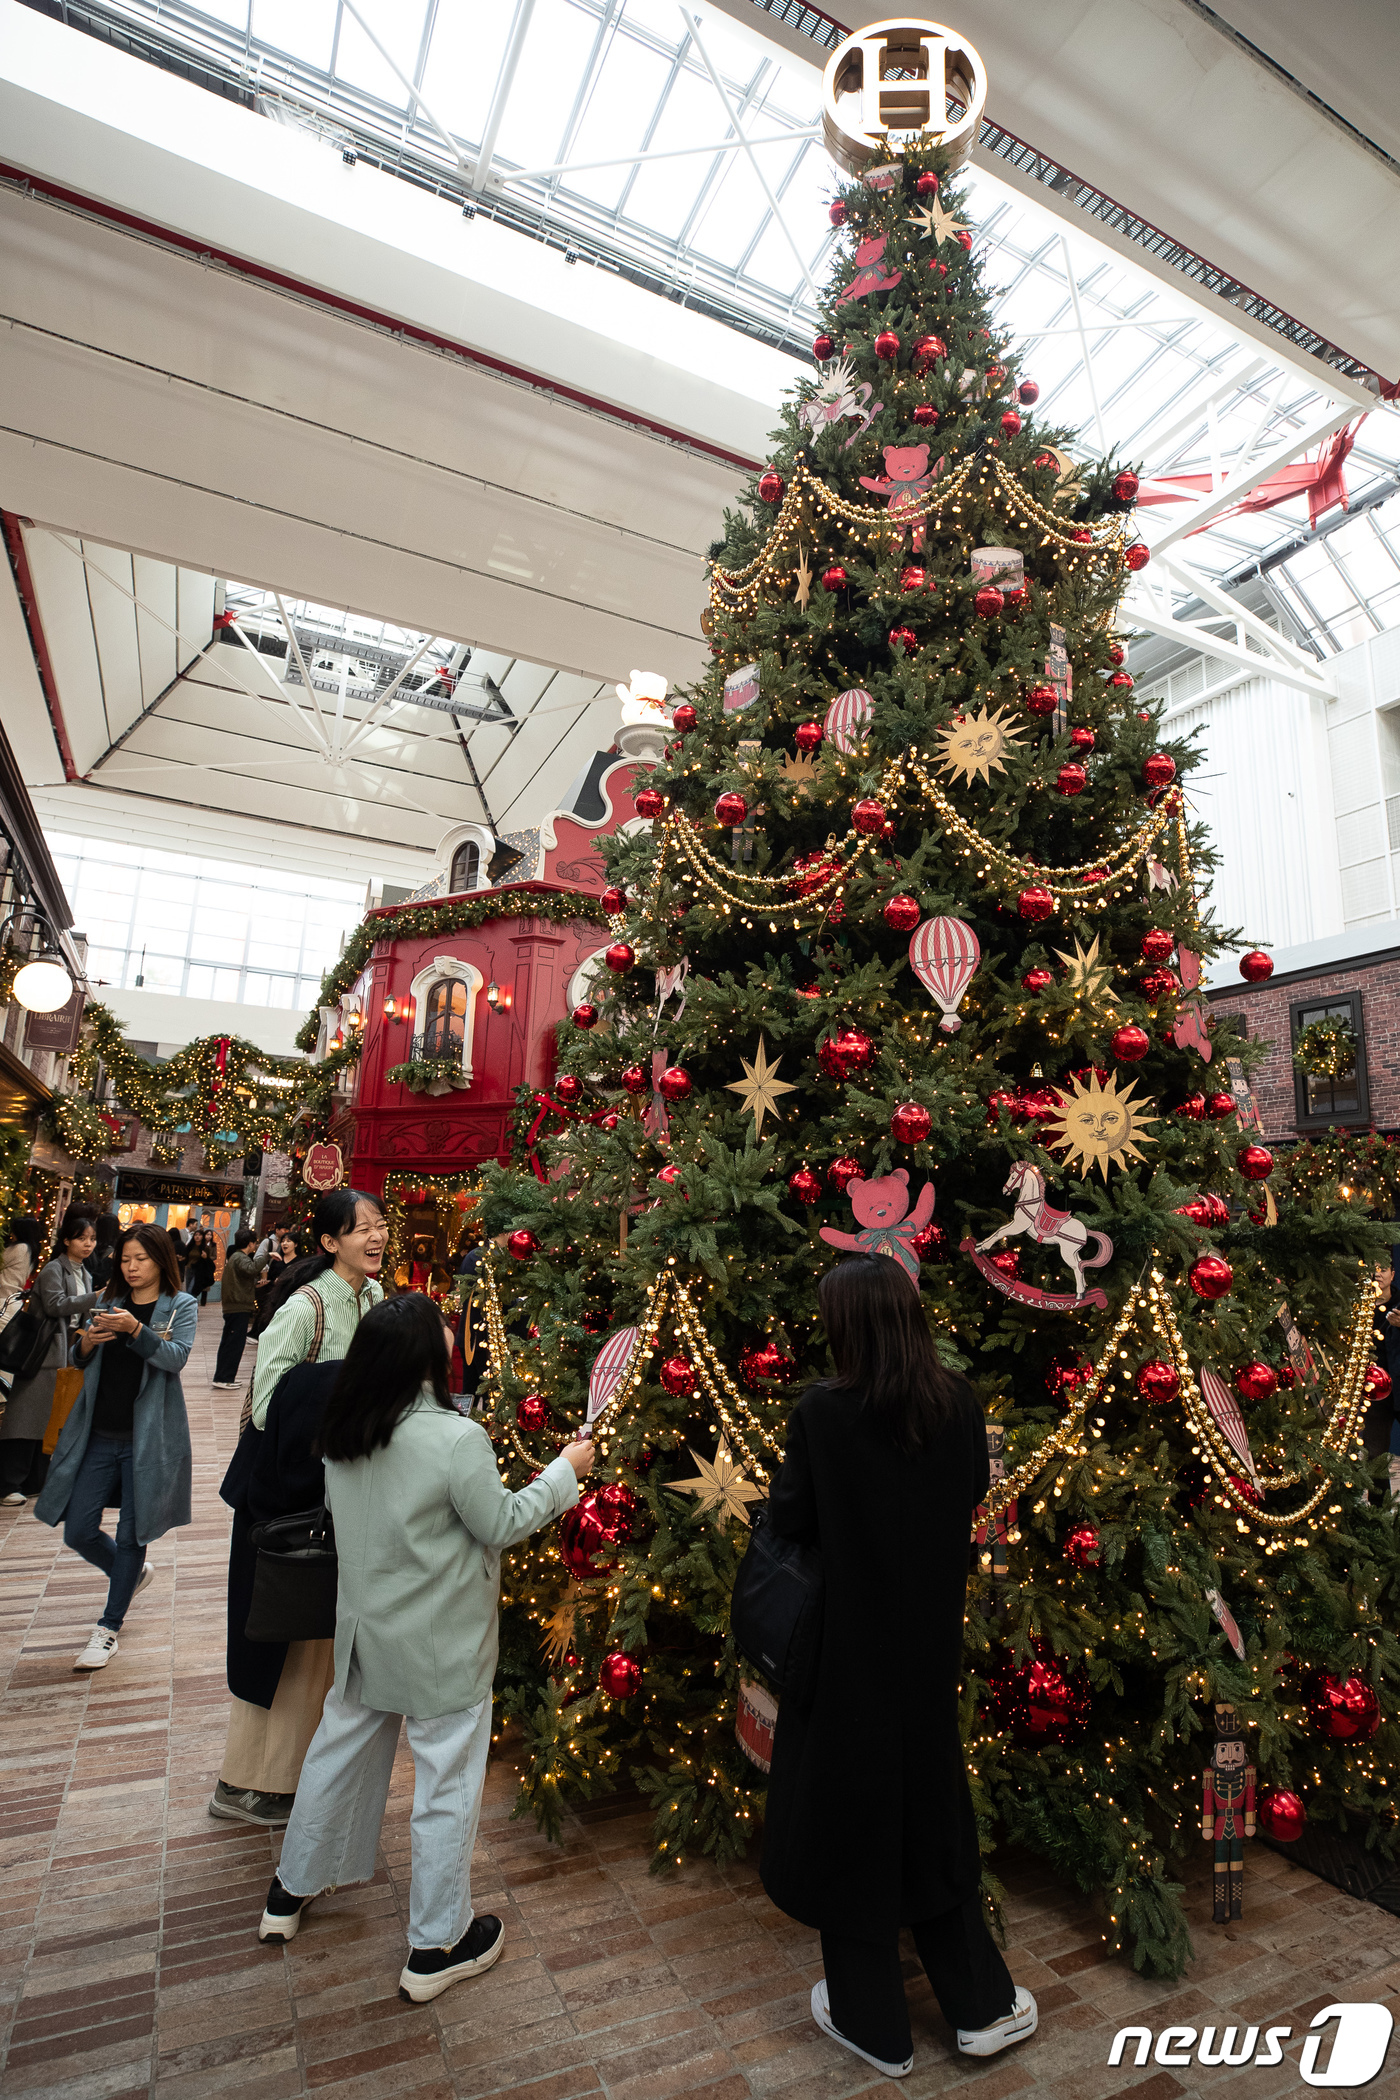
[386,1055,470,1094]
[294,882,608,1051]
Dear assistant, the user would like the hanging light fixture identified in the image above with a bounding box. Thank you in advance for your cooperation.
[5,912,74,1013]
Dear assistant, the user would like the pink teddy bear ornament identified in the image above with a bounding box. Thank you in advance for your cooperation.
[819,1169,937,1280]
[858,445,940,550]
[833,232,903,308]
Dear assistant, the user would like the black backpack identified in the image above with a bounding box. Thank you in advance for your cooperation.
[730,1507,823,1706]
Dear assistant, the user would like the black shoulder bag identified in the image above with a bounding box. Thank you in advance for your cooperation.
[730,1506,823,1706]
[245,1503,338,1642]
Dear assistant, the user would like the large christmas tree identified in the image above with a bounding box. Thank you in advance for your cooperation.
[477,136,1399,1976]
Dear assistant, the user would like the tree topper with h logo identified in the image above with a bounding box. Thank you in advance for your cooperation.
[822,19,987,176]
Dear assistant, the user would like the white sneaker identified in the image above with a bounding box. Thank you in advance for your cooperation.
[958,1986,1038,2057]
[74,1627,119,1671]
[810,1980,912,2079]
[1,1490,25,1506]
[133,1562,156,1599]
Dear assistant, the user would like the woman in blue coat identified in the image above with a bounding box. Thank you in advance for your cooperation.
[35,1224,196,1671]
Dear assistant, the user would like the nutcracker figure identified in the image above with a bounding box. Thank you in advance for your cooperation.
[1201,1700,1255,1922]
[974,1422,1015,1579]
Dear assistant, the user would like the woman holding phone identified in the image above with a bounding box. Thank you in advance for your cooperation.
[34,1226,195,1670]
[0,1205,100,1504]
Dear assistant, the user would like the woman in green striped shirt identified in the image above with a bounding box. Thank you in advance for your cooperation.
[210,1189,387,1826]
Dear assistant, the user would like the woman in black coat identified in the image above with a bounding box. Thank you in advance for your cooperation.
[760,1255,1037,2080]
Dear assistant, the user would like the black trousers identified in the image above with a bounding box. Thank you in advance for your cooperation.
[821,1895,1016,2063]
[214,1313,251,1385]
[0,1437,47,1496]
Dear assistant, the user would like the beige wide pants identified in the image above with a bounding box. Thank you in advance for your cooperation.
[221,1638,337,1793]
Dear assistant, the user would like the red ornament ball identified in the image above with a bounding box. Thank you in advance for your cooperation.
[911,1220,947,1262]
[507,1228,538,1262]
[559,1498,618,1579]
[660,1355,696,1396]
[820,565,848,593]
[828,1155,861,1192]
[634,786,665,819]
[1143,751,1177,787]
[912,403,939,426]
[658,1065,692,1103]
[600,884,626,915]
[889,625,918,654]
[1258,1788,1307,1843]
[1140,928,1175,964]
[883,892,922,932]
[812,331,834,360]
[1239,949,1274,982]
[1018,886,1054,922]
[598,1651,642,1700]
[987,1640,1090,1747]
[974,583,1004,618]
[672,702,697,734]
[911,333,946,370]
[817,1038,847,1080]
[1176,1092,1206,1121]
[1026,683,1058,715]
[1135,1359,1180,1405]
[828,198,846,225]
[657,1163,682,1185]
[915,170,939,196]
[1237,1144,1274,1181]
[1112,470,1140,504]
[739,1339,795,1387]
[1110,1023,1149,1062]
[899,564,926,592]
[1109,670,1134,690]
[985,1089,1019,1126]
[572,1002,598,1030]
[1021,966,1053,993]
[1236,1361,1278,1403]
[1018,379,1040,404]
[620,1063,648,1095]
[989,1248,1020,1280]
[851,798,886,836]
[1189,1254,1234,1301]
[1140,968,1176,1001]
[555,1073,583,1107]
[1055,762,1086,797]
[874,329,900,361]
[788,1166,822,1206]
[714,791,747,828]
[1366,1364,1393,1401]
[1204,1090,1235,1119]
[1307,1671,1380,1743]
[1124,540,1151,571]
[890,1101,932,1144]
[1000,410,1022,437]
[604,941,635,973]
[956,229,973,251]
[1062,1521,1100,1569]
[757,468,785,503]
[1276,1363,1297,1389]
[829,1027,874,1072]
[517,1393,550,1433]
[1109,641,1125,666]
[795,720,824,752]
[1070,725,1096,751]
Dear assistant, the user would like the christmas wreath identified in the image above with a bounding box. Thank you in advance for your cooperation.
[1293,1015,1358,1080]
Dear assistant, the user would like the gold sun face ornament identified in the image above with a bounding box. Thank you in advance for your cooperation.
[934,704,1024,787]
[1046,1068,1157,1180]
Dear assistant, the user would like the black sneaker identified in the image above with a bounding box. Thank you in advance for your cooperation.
[210,1780,295,1825]
[399,1915,504,2002]
[258,1875,314,1943]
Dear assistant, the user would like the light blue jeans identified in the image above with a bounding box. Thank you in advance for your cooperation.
[274,1657,492,1949]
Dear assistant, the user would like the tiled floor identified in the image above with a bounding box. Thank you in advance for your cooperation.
[4,1309,1400,2100]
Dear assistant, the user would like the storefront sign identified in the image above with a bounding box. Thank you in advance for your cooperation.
[117,1172,242,1203]
[303,1141,344,1191]
[24,990,85,1054]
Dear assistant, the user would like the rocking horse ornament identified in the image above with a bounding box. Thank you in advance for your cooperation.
[962,1161,1115,1311]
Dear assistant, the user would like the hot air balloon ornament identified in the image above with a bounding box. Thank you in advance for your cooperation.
[909,916,981,1033]
[823,687,874,756]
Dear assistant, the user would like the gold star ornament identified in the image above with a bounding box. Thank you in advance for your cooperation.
[726,1034,797,1138]
[667,1436,763,1524]
[793,543,813,611]
[907,197,971,246]
[1046,1068,1157,1180]
[935,704,1024,786]
[1052,933,1114,1001]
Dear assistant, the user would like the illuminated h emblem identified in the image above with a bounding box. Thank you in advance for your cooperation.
[822,18,987,175]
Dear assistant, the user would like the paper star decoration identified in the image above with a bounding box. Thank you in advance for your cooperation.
[793,543,813,610]
[1052,932,1113,1000]
[907,196,971,245]
[1046,1068,1157,1181]
[667,1436,763,1524]
[935,703,1024,786]
[726,1034,797,1137]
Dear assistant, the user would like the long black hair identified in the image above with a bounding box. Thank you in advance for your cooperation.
[57,1204,98,1254]
[103,1224,185,1302]
[262,1187,382,1323]
[818,1255,959,1453]
[6,1215,44,1255]
[319,1292,454,1460]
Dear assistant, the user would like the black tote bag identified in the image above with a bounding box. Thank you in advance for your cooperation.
[244,1504,338,1643]
[730,1507,823,1705]
[0,1305,57,1380]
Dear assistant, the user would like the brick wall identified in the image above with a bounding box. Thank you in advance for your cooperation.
[1208,952,1400,1141]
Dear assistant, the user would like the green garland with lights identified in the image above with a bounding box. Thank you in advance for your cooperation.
[45,1096,123,1161]
[70,1000,308,1153]
[1294,1015,1359,1080]
[385,1055,470,1094]
[295,882,608,1051]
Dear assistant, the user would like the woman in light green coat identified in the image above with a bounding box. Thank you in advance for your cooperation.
[256,1291,595,2004]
